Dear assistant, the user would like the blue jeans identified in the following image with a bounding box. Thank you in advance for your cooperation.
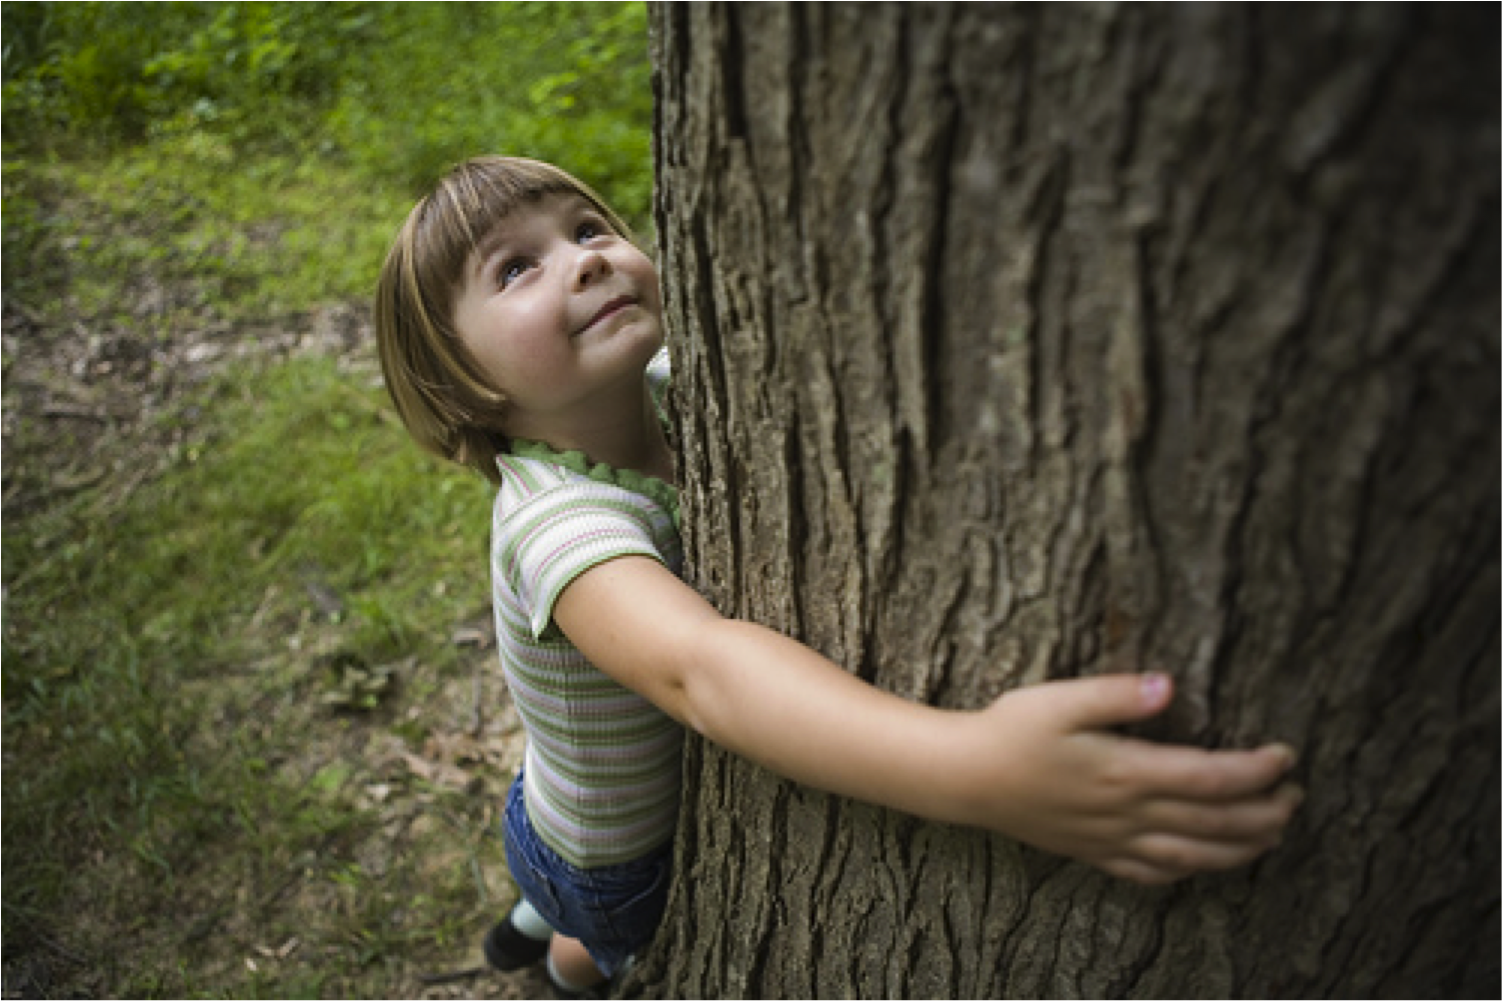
[501,769,674,977]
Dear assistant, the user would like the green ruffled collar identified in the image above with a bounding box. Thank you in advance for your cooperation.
[509,437,680,530]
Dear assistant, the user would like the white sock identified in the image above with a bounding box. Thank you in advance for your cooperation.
[511,898,553,941]
[547,950,601,992]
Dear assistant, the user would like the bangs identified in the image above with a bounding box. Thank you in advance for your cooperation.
[415,156,631,291]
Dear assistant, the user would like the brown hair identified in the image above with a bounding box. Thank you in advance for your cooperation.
[374,156,633,482]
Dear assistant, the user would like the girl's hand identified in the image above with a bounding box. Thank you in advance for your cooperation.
[951,673,1303,885]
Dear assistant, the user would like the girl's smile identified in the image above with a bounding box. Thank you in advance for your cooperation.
[578,294,640,337]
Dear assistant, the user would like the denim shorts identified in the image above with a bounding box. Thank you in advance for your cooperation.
[501,769,674,977]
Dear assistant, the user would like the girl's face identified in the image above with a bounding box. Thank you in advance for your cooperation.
[452,193,663,436]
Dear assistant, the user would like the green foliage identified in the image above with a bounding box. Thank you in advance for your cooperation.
[3,1,654,226]
[3,2,370,145]
[0,158,67,304]
[3,2,653,329]
[327,2,653,223]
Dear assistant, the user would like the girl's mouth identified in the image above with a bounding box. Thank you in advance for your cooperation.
[580,295,636,334]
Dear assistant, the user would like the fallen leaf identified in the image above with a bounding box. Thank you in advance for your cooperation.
[399,751,474,790]
[452,625,491,649]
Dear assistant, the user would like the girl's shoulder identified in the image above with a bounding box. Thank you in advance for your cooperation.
[493,452,580,508]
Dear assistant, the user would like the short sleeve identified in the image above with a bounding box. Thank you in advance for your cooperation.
[495,480,670,640]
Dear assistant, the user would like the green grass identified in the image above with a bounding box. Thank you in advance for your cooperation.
[8,353,493,668]
[6,136,412,326]
[3,350,502,996]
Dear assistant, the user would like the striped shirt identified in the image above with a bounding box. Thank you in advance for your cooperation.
[490,352,684,868]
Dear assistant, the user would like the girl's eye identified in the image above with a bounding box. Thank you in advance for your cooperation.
[499,258,532,288]
[575,220,604,243]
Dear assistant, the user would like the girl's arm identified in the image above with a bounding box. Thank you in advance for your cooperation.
[554,555,1302,886]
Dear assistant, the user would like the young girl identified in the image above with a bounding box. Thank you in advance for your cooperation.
[375,156,1302,996]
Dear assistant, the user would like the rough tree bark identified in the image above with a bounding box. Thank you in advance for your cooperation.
[626,4,1498,998]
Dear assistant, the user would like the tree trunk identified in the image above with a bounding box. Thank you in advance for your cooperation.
[628,4,1498,997]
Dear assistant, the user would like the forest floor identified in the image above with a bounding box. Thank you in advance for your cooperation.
[2,287,554,999]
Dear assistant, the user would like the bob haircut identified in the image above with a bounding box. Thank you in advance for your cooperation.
[374,155,634,483]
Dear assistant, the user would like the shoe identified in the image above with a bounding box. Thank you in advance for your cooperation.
[482,905,551,972]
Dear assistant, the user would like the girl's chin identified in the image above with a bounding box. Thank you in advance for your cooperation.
[583,315,663,357]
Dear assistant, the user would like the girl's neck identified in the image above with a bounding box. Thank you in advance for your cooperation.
[512,386,675,485]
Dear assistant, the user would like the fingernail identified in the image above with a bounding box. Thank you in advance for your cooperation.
[1140,673,1171,703]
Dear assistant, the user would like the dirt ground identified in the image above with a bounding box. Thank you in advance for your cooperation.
[1,287,372,517]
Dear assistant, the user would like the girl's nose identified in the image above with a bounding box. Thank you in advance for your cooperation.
[574,248,611,289]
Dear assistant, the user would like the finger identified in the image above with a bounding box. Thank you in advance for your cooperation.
[1114,740,1299,801]
[1141,781,1305,841]
[1097,856,1186,886]
[1123,828,1287,879]
[1037,673,1177,732]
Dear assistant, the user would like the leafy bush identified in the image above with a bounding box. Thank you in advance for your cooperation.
[2,2,654,225]
[2,2,373,146]
[324,2,652,223]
